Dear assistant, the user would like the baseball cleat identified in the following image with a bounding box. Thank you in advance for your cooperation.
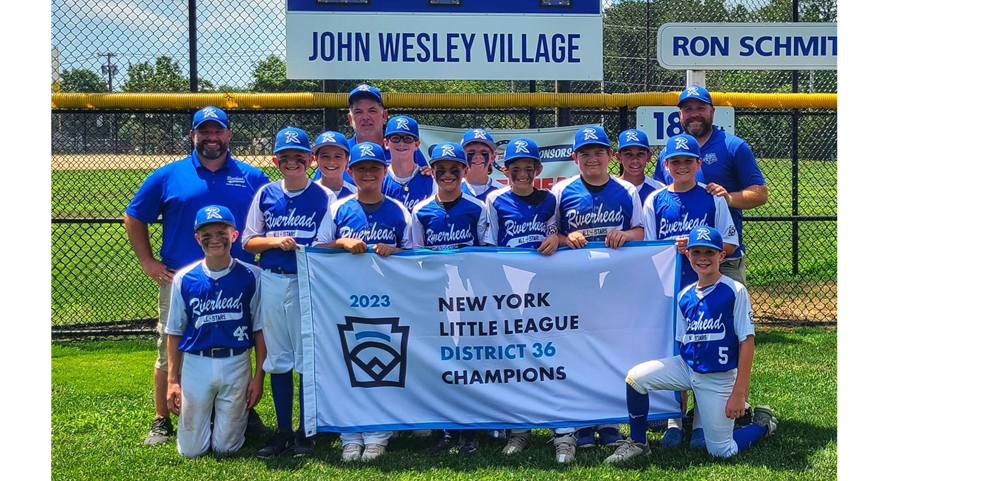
[143,416,173,445]
[341,443,363,462]
[659,427,684,448]
[689,428,705,449]
[245,408,274,436]
[604,438,651,463]
[256,430,295,458]
[502,431,532,455]
[575,427,596,449]
[360,443,386,461]
[553,433,577,463]
[597,426,624,446]
[292,430,314,457]
[426,431,454,454]
[457,435,479,457]
[752,405,778,436]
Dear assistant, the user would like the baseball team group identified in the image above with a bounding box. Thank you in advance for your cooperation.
[123,83,777,464]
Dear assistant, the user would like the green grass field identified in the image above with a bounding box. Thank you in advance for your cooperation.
[51,327,837,480]
[50,158,836,325]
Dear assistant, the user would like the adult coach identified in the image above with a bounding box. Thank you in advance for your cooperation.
[652,85,767,285]
[124,106,272,445]
[315,83,428,184]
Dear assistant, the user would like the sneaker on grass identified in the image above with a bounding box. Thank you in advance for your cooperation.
[144,416,173,445]
[361,443,386,461]
[457,435,479,456]
[604,438,651,464]
[341,443,363,462]
[502,431,532,455]
[752,405,778,436]
[292,430,314,457]
[256,430,295,458]
[552,433,576,464]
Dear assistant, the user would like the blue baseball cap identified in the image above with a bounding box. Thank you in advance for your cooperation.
[385,115,419,139]
[686,226,723,251]
[429,142,467,165]
[349,142,388,167]
[349,83,384,107]
[618,129,650,151]
[573,125,611,150]
[311,131,350,155]
[273,127,311,153]
[194,205,236,230]
[678,85,712,107]
[503,137,540,165]
[662,134,701,160]
[461,128,497,151]
[191,106,229,129]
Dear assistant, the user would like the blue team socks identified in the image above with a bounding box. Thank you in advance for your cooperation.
[626,384,649,445]
[271,371,294,432]
[733,424,767,451]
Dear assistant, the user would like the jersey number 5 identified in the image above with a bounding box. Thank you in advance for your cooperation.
[718,347,729,365]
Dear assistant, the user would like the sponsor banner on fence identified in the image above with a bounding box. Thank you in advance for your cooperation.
[419,125,581,191]
[298,242,682,434]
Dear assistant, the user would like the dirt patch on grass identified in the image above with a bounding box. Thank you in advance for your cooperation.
[751,280,836,325]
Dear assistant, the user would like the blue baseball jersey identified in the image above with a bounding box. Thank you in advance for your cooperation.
[643,183,738,289]
[164,258,263,352]
[383,169,438,212]
[676,276,754,374]
[652,128,765,258]
[243,180,334,274]
[550,175,643,241]
[632,177,665,205]
[410,195,487,250]
[315,196,413,248]
[126,152,270,270]
[328,181,358,199]
[461,178,502,202]
[314,136,429,184]
[482,187,558,248]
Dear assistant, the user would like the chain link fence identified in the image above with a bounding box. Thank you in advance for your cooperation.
[51,1,837,333]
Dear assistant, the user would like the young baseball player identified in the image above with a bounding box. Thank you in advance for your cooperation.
[615,128,664,205]
[242,127,334,458]
[548,125,644,462]
[381,115,437,212]
[410,142,488,456]
[478,137,558,455]
[164,205,266,459]
[643,133,739,448]
[313,130,358,199]
[604,225,777,463]
[314,141,412,461]
[460,128,502,202]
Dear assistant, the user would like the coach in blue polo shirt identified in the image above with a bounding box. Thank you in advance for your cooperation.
[124,106,271,446]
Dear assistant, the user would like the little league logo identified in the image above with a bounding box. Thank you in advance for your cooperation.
[703,153,718,165]
[338,316,409,388]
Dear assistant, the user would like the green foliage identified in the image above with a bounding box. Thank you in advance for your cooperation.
[122,56,213,93]
[249,54,321,92]
[51,329,837,480]
[60,68,107,93]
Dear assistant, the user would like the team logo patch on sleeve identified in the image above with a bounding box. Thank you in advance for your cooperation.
[338,316,409,388]
[703,153,718,165]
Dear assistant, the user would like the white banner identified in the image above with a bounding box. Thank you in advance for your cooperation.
[419,125,581,191]
[635,107,735,145]
[298,242,683,434]
[657,22,838,70]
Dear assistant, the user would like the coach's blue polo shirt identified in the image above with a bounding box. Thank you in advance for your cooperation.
[126,151,270,270]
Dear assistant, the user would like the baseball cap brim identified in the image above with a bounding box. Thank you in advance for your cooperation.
[663,151,700,160]
[312,142,349,154]
[274,145,312,153]
[195,218,235,230]
[191,118,228,129]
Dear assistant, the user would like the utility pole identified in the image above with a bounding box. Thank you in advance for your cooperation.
[98,52,118,92]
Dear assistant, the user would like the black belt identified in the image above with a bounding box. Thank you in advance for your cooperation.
[189,347,248,358]
[266,267,297,275]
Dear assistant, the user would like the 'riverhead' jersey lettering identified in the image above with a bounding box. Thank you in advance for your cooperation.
[243,180,334,274]
[483,187,558,248]
[643,183,738,289]
[411,195,487,251]
[675,276,754,374]
[550,175,643,241]
[383,169,437,212]
[315,196,413,248]
[164,258,262,352]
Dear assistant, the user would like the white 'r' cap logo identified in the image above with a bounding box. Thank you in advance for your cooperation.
[201,107,219,119]
[514,140,529,153]
[583,128,597,140]
[695,227,711,241]
[358,84,371,91]
[440,144,456,157]
[625,131,640,142]
[320,133,333,143]
[686,86,700,96]
[473,129,487,139]
[395,118,410,131]
[359,144,375,157]
[674,137,689,151]
[284,130,300,144]
[205,207,222,220]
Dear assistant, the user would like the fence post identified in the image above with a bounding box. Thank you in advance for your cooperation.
[189,0,197,93]
[323,80,339,132]
[529,80,537,129]
[791,0,800,276]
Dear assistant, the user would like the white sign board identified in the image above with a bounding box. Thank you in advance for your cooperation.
[287,2,603,80]
[635,106,735,145]
[657,23,837,70]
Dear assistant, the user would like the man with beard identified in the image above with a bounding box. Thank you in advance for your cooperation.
[125,106,271,446]
[651,85,767,287]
